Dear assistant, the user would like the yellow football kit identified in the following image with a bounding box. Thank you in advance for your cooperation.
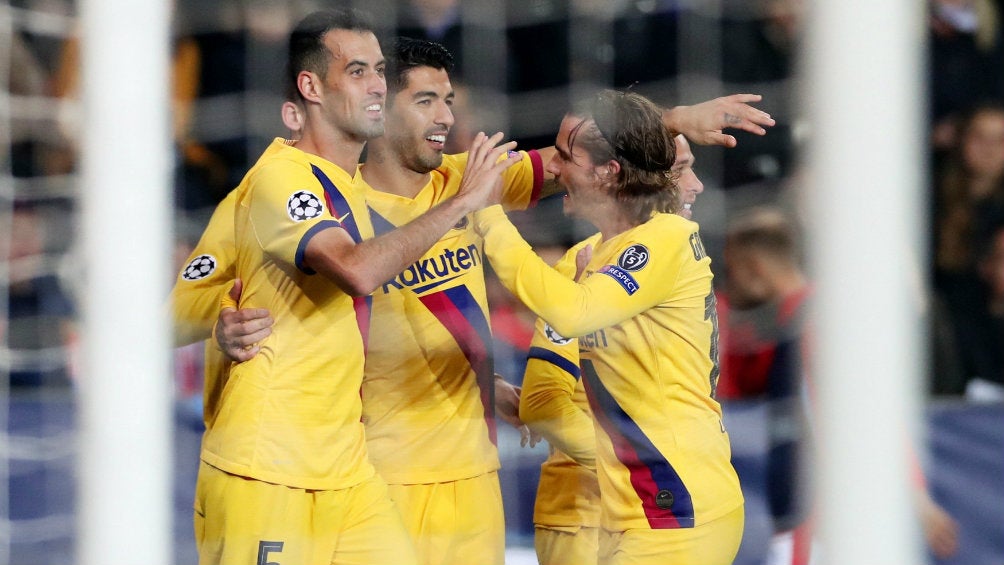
[170,140,293,430]
[477,207,744,564]
[520,248,601,565]
[196,138,414,565]
[358,149,543,565]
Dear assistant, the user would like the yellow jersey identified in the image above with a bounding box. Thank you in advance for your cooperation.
[358,150,544,484]
[477,207,742,531]
[200,138,376,490]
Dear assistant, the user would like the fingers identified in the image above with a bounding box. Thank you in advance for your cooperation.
[468,131,506,167]
[518,425,543,448]
[716,94,774,136]
[723,93,762,103]
[469,132,518,169]
[227,344,260,363]
[224,310,273,343]
[227,278,243,303]
[702,132,737,148]
[731,114,772,136]
[529,429,543,448]
[216,306,273,362]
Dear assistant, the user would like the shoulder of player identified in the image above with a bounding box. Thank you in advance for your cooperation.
[246,149,355,199]
[437,152,467,177]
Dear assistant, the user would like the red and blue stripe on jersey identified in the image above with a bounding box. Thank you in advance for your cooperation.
[370,206,498,446]
[581,359,696,528]
[292,164,373,348]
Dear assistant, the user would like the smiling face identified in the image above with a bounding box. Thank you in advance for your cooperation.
[546,115,611,221]
[383,65,455,173]
[317,29,387,142]
[673,135,704,220]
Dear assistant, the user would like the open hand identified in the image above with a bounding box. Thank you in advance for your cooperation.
[495,374,543,448]
[455,132,521,212]
[665,94,776,147]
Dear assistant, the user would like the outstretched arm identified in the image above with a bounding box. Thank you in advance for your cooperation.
[662,93,775,147]
[305,132,519,296]
[527,94,773,198]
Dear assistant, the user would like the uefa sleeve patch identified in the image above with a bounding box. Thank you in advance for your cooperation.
[287,190,325,222]
[181,254,217,281]
[598,265,640,295]
[544,323,572,345]
[617,244,649,271]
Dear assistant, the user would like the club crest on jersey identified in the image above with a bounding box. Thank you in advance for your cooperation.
[287,190,324,222]
[544,323,572,345]
[181,254,216,281]
[617,244,649,271]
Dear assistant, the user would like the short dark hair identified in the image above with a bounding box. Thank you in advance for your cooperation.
[726,207,801,265]
[385,37,455,98]
[286,8,378,104]
[568,90,679,223]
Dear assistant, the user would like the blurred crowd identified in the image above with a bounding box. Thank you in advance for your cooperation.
[2,1,1001,563]
[4,0,1003,401]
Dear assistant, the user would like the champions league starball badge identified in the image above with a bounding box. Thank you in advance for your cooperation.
[181,254,217,281]
[544,323,572,345]
[287,190,324,222]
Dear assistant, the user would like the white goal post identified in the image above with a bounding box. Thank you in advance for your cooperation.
[804,0,927,564]
[79,1,172,564]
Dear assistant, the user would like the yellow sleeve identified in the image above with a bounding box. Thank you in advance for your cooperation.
[520,320,597,467]
[475,205,689,337]
[449,149,545,211]
[169,192,237,346]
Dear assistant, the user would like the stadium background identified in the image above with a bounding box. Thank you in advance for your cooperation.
[2,1,1003,564]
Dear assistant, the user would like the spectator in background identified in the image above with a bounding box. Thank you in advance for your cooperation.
[3,203,77,389]
[179,0,302,215]
[3,28,52,178]
[929,0,1004,150]
[942,222,1004,400]
[718,0,801,189]
[717,206,961,564]
[933,103,1004,286]
[49,6,204,210]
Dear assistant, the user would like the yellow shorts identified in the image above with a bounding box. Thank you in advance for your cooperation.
[194,461,416,565]
[535,524,600,565]
[386,471,504,565]
[598,504,744,565]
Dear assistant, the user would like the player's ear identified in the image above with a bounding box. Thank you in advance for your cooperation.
[298,71,322,104]
[599,158,620,179]
[281,101,303,132]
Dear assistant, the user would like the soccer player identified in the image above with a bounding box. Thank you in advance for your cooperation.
[169,98,302,428]
[519,133,705,565]
[473,90,745,565]
[348,37,547,565]
[191,9,520,565]
[185,31,774,564]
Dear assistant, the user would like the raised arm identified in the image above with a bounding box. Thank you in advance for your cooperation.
[474,206,695,338]
[662,93,775,147]
[305,132,519,296]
